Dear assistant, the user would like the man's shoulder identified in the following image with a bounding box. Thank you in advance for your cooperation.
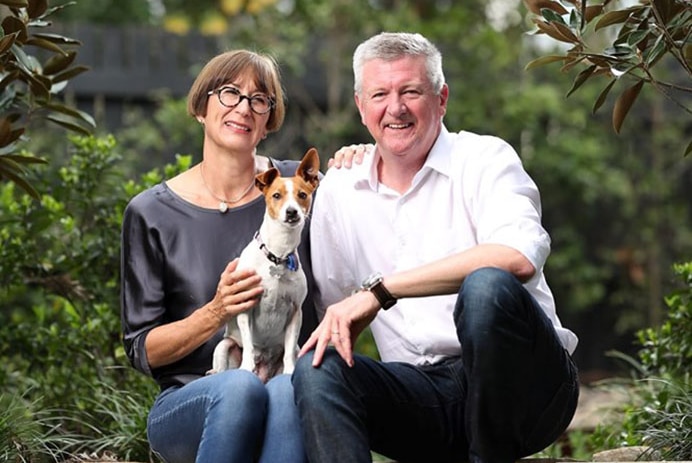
[449,129,511,151]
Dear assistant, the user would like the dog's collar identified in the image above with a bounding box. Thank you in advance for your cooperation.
[254,231,299,271]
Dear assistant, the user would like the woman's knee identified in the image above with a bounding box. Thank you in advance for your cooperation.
[213,369,268,409]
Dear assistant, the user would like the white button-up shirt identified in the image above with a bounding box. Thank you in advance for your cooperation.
[310,126,578,364]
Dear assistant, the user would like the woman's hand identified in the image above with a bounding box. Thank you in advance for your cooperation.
[209,258,263,321]
[327,144,373,169]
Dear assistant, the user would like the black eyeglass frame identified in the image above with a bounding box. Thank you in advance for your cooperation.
[207,86,275,115]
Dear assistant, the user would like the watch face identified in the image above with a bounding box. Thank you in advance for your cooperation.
[363,273,382,289]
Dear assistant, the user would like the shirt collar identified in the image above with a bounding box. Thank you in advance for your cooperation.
[356,124,453,191]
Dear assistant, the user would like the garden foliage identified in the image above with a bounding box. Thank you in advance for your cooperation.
[0,134,189,462]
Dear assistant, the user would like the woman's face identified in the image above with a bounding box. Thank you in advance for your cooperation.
[202,71,273,154]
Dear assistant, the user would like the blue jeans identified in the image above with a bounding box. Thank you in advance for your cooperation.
[147,370,306,463]
[292,267,579,463]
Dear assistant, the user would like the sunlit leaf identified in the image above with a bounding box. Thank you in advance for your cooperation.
[524,55,566,70]
[595,9,635,30]
[612,80,644,134]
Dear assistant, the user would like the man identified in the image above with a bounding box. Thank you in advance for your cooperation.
[293,32,579,463]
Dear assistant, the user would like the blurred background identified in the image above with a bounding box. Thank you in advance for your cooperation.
[1,0,690,461]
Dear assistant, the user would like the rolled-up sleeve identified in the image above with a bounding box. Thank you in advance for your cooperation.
[120,198,165,377]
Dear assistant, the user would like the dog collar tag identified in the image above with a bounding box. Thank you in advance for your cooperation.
[286,253,298,272]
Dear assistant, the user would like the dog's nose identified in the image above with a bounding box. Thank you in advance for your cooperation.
[286,207,299,222]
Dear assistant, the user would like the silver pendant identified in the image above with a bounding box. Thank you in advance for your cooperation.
[219,201,228,213]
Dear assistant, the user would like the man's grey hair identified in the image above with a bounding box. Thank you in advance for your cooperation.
[353,32,445,95]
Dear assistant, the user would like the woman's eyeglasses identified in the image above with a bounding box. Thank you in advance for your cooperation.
[207,86,275,115]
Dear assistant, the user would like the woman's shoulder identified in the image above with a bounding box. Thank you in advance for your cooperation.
[268,157,300,176]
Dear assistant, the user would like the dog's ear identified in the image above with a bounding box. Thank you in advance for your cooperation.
[297,148,320,188]
[255,168,280,192]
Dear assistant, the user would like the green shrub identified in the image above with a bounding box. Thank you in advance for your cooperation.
[0,134,190,461]
[593,262,691,460]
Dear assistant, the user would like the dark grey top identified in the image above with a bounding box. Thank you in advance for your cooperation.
[120,159,318,391]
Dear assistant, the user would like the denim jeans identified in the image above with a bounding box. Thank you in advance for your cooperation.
[147,370,306,463]
[292,267,579,463]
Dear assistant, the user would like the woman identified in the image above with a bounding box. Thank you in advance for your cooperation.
[120,50,317,463]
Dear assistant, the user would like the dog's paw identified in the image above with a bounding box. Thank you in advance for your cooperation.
[205,368,218,375]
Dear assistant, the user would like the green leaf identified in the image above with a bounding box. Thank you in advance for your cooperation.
[612,80,644,134]
[44,102,95,129]
[0,157,41,199]
[44,113,93,136]
[566,64,597,98]
[41,50,76,75]
[685,139,692,157]
[25,37,67,55]
[51,65,90,84]
[31,32,82,46]
[593,78,617,114]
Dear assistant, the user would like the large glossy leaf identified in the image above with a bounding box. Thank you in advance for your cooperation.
[31,32,82,46]
[45,113,93,135]
[27,0,49,19]
[41,50,76,75]
[51,64,89,83]
[1,16,28,44]
[0,156,41,199]
[612,80,644,133]
[44,102,96,129]
[26,36,67,55]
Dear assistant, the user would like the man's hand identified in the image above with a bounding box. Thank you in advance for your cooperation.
[327,144,373,169]
[299,290,380,367]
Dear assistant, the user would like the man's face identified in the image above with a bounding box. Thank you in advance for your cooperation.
[355,55,448,160]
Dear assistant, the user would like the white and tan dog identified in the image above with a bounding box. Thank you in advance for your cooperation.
[212,148,320,383]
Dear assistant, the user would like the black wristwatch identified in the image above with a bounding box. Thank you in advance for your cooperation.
[360,272,397,310]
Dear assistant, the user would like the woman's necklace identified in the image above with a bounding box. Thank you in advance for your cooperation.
[199,163,255,213]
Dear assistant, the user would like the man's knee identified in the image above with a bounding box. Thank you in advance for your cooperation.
[292,349,344,396]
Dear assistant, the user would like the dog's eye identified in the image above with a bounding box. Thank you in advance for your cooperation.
[298,191,308,200]
[272,192,282,200]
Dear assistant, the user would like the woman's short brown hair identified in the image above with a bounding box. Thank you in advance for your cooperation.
[187,50,286,133]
